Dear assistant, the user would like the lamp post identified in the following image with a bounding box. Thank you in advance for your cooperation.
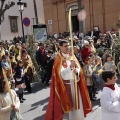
[17,0,24,38]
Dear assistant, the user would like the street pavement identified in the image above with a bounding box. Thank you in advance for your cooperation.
[20,78,120,120]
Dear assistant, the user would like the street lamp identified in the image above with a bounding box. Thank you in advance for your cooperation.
[17,0,24,38]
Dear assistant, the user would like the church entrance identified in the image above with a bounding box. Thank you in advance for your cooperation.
[72,16,79,32]
[66,3,79,33]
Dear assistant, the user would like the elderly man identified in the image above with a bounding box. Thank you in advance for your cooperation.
[81,40,92,62]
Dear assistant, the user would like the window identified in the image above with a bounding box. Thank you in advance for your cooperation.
[9,16,18,33]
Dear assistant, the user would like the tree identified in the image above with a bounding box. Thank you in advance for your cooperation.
[0,0,15,40]
[113,13,120,64]
[27,35,41,82]
[0,0,15,25]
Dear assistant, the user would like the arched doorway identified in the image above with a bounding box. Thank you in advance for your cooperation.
[66,3,79,32]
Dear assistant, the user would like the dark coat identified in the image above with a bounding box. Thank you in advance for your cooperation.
[36,48,47,66]
[14,66,24,85]
[46,56,54,71]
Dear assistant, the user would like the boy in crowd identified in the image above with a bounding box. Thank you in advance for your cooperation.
[46,50,54,85]
[101,70,120,120]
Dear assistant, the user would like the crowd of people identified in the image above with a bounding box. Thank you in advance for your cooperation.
[37,30,119,102]
[0,28,119,120]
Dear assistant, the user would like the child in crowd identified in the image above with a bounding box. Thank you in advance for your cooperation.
[93,56,103,88]
[90,54,98,98]
[104,54,116,71]
[90,54,96,68]
[1,55,11,78]
[14,60,25,103]
[102,49,109,65]
[83,56,96,101]
[101,70,120,120]
[46,50,54,85]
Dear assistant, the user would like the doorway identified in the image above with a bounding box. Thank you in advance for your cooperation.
[72,16,79,32]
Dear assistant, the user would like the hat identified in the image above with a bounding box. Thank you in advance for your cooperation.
[73,36,78,39]
[84,40,89,46]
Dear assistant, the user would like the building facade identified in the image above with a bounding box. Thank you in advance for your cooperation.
[1,0,45,40]
[43,0,120,34]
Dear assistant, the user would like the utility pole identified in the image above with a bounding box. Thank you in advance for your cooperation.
[102,0,106,32]
[33,0,39,24]
[77,0,83,33]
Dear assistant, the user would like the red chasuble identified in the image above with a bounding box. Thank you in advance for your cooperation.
[45,53,92,120]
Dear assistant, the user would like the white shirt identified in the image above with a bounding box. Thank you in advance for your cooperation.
[61,53,84,120]
[100,83,120,120]
[61,53,80,80]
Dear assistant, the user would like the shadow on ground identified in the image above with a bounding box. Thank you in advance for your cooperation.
[21,82,50,120]
[33,114,45,120]
[92,98,100,108]
[31,97,49,107]
[24,82,50,95]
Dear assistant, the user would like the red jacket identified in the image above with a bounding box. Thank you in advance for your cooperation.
[81,47,92,62]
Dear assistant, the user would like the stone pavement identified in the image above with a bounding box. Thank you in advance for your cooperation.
[20,82,103,120]
[20,72,120,120]
[20,82,49,120]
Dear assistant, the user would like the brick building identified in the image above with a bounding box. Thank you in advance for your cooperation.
[43,0,120,34]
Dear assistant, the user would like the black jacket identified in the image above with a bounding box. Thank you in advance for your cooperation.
[14,66,24,85]
[46,56,54,70]
[36,48,47,66]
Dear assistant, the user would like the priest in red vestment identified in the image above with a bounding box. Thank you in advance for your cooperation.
[45,40,92,120]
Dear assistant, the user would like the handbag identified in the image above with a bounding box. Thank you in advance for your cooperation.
[10,110,23,120]
[16,83,26,89]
